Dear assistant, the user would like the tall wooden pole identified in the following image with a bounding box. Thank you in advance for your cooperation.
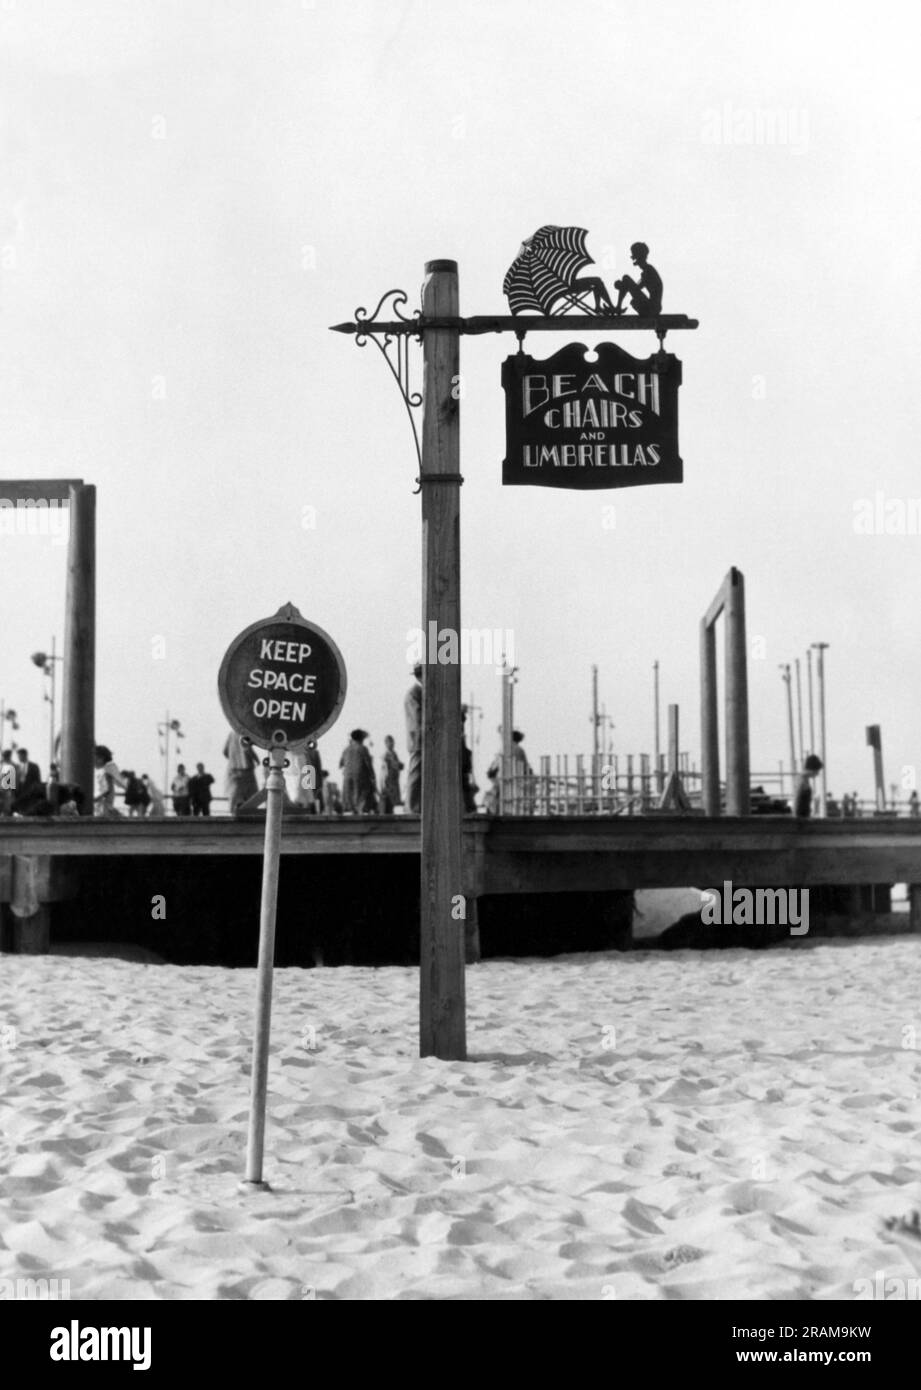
[700,623,719,815]
[813,642,829,818]
[60,483,95,813]
[419,260,465,1061]
[668,703,679,775]
[724,567,750,815]
[780,664,796,797]
[794,657,805,769]
[47,634,57,770]
[467,691,482,784]
[162,710,170,798]
[653,659,661,792]
[806,648,815,756]
[591,665,599,760]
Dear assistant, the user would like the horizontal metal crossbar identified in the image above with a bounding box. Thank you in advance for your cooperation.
[330,313,698,337]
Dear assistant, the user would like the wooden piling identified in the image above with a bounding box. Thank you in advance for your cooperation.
[910,885,921,933]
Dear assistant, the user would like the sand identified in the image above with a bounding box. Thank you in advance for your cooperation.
[1,940,920,1301]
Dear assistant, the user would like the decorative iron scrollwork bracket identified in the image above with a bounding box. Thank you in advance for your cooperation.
[350,289,423,476]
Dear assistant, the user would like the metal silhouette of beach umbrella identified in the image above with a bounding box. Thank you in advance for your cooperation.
[503,225,595,315]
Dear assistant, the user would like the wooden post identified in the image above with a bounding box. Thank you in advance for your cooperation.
[794,657,805,769]
[700,620,719,815]
[910,885,921,933]
[591,665,599,760]
[653,659,661,792]
[12,905,50,953]
[806,647,815,755]
[419,260,466,1061]
[464,896,481,964]
[668,704,679,773]
[781,665,797,792]
[725,568,750,816]
[60,484,95,813]
[500,664,514,814]
[813,642,829,818]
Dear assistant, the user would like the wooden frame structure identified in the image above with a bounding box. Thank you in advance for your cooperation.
[0,479,96,812]
[700,566,750,816]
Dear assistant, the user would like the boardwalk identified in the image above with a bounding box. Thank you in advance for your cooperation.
[3,813,921,890]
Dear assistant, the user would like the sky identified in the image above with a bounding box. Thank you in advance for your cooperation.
[1,0,919,802]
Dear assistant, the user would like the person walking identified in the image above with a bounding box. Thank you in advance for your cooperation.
[171,763,192,817]
[379,735,404,815]
[142,774,166,818]
[487,729,531,813]
[794,754,823,818]
[13,748,42,814]
[301,743,323,813]
[0,748,15,815]
[340,729,377,814]
[93,745,126,817]
[122,770,150,818]
[460,706,479,813]
[284,743,323,812]
[189,762,214,816]
[223,730,260,815]
[404,663,422,813]
[321,772,343,816]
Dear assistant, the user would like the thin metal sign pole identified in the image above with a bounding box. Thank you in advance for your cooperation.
[242,739,288,1188]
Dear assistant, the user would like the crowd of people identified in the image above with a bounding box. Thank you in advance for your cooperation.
[25,666,913,824]
[5,726,920,822]
[94,748,215,818]
[0,665,530,820]
[0,744,218,819]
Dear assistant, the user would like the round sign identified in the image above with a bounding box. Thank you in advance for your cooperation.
[218,603,347,752]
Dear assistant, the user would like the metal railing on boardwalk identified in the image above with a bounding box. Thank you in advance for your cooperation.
[101,776,921,820]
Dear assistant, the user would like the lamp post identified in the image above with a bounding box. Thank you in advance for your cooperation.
[31,637,62,770]
[466,692,483,784]
[499,657,518,813]
[779,664,796,799]
[591,664,600,760]
[794,657,805,769]
[157,712,184,799]
[653,659,661,793]
[0,703,20,753]
[811,642,829,818]
[806,647,815,756]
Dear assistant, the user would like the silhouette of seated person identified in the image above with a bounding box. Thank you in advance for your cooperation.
[566,275,615,313]
[614,242,663,317]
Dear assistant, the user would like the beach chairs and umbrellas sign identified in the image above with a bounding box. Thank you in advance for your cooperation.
[218,602,346,1189]
[502,339,683,489]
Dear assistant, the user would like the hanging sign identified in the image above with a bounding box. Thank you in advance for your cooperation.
[502,341,682,489]
[218,602,347,752]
